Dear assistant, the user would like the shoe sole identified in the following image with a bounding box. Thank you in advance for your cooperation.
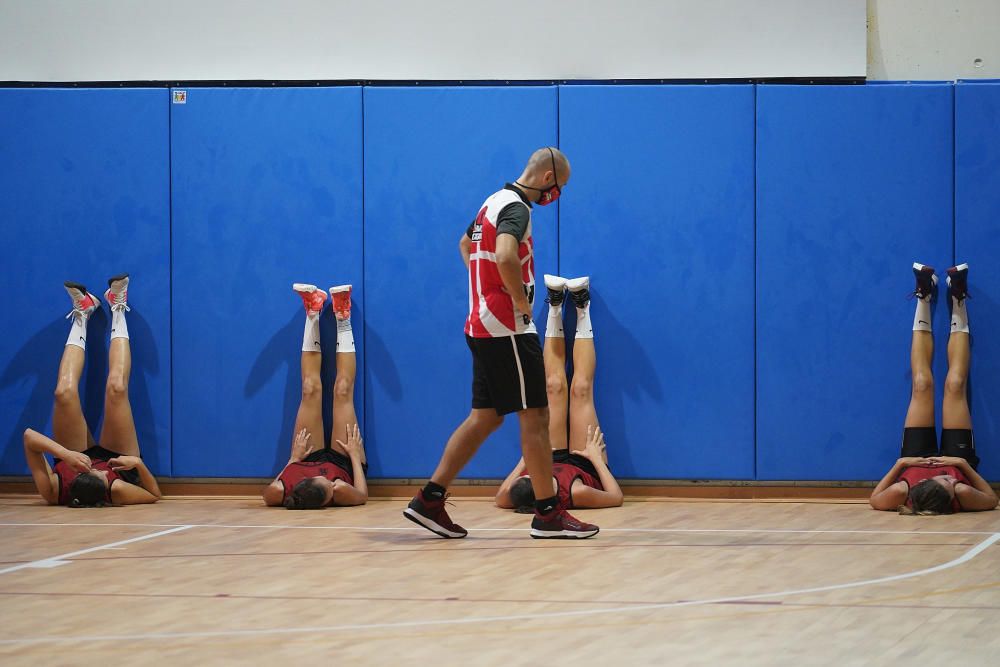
[530,527,600,539]
[293,283,319,292]
[543,274,567,290]
[403,508,467,539]
[329,284,352,294]
[107,273,129,287]
[566,276,590,292]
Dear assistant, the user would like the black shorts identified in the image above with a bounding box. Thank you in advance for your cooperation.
[303,448,368,476]
[552,449,603,478]
[900,427,979,470]
[467,334,547,416]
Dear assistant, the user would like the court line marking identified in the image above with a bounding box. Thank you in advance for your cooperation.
[0,526,193,576]
[0,522,996,535]
[0,531,996,647]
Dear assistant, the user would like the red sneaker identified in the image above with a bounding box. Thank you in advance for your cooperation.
[293,283,327,316]
[531,507,599,539]
[63,281,100,319]
[104,274,130,312]
[403,493,467,538]
[329,284,352,320]
[911,263,937,300]
[946,263,969,304]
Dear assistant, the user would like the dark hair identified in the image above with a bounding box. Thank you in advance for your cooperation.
[284,478,327,510]
[903,479,954,515]
[68,472,108,508]
[509,477,536,513]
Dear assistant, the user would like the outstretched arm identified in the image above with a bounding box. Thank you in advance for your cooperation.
[869,458,924,510]
[331,424,368,506]
[569,426,623,509]
[263,428,314,506]
[23,428,87,505]
[931,457,998,511]
[495,457,527,508]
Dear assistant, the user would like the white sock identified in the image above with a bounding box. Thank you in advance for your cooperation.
[575,304,594,339]
[110,308,129,340]
[301,312,321,352]
[336,316,355,353]
[912,296,932,332]
[66,314,88,350]
[545,303,564,338]
[951,297,969,334]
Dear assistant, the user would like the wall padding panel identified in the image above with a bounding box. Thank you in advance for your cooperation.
[171,88,363,477]
[956,81,1000,482]
[757,84,954,480]
[558,85,756,479]
[0,89,171,475]
[363,87,558,478]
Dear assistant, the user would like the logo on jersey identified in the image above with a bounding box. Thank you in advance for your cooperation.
[471,222,483,242]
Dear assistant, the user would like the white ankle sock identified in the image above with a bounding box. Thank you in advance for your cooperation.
[110,308,129,340]
[66,314,88,350]
[575,304,594,339]
[912,296,932,332]
[951,297,969,334]
[301,313,321,352]
[545,304,564,338]
[336,316,355,353]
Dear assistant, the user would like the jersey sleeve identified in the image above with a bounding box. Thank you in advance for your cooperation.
[465,220,475,239]
[495,202,530,242]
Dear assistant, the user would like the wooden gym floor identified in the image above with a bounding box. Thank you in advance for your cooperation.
[1,495,999,665]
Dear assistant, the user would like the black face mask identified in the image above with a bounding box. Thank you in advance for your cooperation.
[516,147,562,206]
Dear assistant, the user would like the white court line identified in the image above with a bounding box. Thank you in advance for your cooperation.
[0,522,996,535]
[0,532,996,647]
[0,526,193,576]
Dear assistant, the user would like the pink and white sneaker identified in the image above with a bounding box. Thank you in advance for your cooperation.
[104,274,130,312]
[329,284,352,320]
[293,283,327,316]
[63,282,100,319]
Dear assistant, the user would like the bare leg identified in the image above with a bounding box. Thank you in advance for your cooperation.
[52,344,93,452]
[568,338,602,459]
[329,349,358,460]
[518,407,555,500]
[98,337,140,457]
[903,330,935,428]
[543,336,569,451]
[291,350,325,454]
[942,331,972,429]
[430,409,504,486]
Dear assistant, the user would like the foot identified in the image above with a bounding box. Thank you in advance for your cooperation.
[63,282,100,319]
[946,263,969,303]
[329,284,352,320]
[293,283,327,316]
[104,274,130,312]
[403,493,467,538]
[544,274,567,306]
[911,263,937,300]
[531,507,599,539]
[566,276,591,309]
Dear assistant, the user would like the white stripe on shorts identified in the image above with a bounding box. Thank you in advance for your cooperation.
[510,337,527,410]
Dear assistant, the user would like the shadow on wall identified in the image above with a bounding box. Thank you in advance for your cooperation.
[564,289,662,478]
[359,312,400,476]
[245,300,370,475]
[0,307,162,472]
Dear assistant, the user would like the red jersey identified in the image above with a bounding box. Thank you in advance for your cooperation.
[53,460,123,506]
[521,462,603,509]
[278,460,354,504]
[897,464,971,512]
[465,187,536,338]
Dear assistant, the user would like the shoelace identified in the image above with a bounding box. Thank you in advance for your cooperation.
[544,290,565,306]
[570,289,590,308]
[109,290,131,312]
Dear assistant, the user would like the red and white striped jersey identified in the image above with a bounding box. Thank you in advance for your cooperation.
[465,186,536,338]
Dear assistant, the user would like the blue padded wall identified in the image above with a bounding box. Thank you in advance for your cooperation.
[0,89,171,475]
[757,84,954,480]
[363,87,558,479]
[171,88,363,477]
[956,81,1000,482]
[559,85,756,479]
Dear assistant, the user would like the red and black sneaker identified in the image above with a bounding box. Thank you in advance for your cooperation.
[403,493,467,538]
[946,263,969,304]
[530,507,599,539]
[911,263,937,300]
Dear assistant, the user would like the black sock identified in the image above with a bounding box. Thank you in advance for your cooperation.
[535,496,558,515]
[422,481,446,501]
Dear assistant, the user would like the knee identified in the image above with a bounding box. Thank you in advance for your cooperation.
[333,375,354,400]
[912,370,934,395]
[546,374,567,399]
[53,384,78,406]
[570,376,592,401]
[105,377,128,400]
[944,372,967,397]
[301,375,322,401]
